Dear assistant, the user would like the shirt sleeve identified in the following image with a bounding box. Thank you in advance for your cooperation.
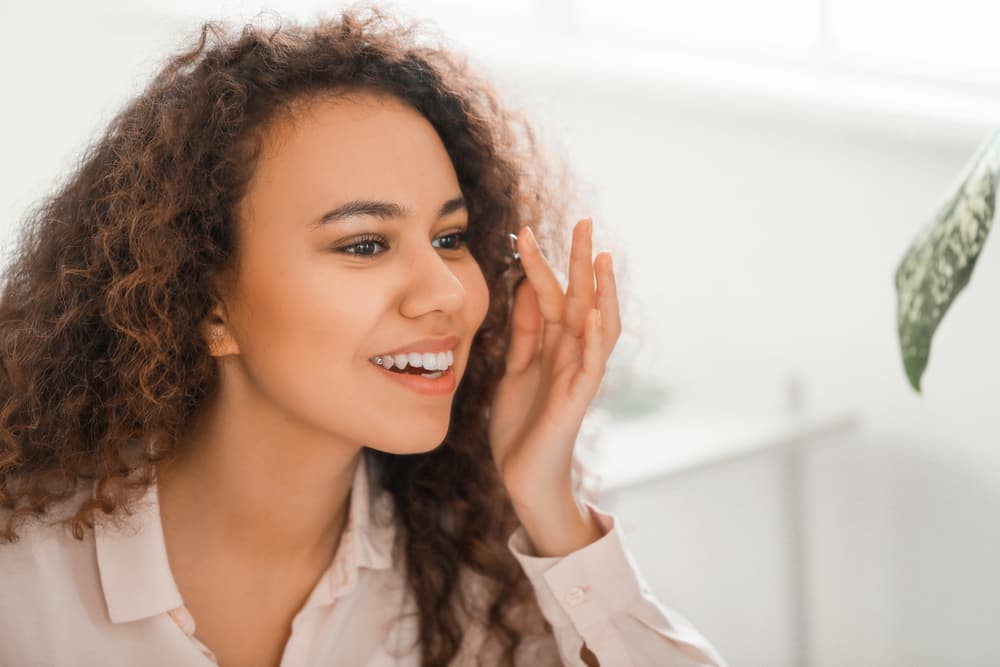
[507,500,729,667]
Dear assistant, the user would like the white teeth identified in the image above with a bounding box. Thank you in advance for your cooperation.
[373,349,456,371]
[422,352,437,371]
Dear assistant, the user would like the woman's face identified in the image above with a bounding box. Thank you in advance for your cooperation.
[214,91,490,454]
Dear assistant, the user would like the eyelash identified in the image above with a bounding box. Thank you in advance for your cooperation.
[337,230,470,257]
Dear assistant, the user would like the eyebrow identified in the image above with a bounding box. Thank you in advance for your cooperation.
[310,195,467,230]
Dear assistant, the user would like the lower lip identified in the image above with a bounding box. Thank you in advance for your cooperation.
[370,361,457,396]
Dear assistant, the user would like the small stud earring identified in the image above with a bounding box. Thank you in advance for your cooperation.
[208,329,224,352]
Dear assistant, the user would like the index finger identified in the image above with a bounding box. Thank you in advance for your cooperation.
[517,226,565,324]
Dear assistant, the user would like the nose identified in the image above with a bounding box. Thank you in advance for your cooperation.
[398,242,466,318]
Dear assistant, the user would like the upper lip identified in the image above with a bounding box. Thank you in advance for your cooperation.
[373,334,461,358]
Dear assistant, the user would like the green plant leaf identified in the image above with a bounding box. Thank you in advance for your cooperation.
[894,129,1000,393]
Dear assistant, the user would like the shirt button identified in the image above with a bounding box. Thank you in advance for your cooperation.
[566,586,587,606]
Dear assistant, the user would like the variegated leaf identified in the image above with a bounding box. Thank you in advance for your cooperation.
[894,130,1000,392]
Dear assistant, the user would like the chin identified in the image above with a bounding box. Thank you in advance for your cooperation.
[371,422,451,455]
[372,438,448,456]
[355,405,454,454]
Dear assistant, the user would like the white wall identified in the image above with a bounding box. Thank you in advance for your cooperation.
[3,3,999,665]
[483,54,1000,666]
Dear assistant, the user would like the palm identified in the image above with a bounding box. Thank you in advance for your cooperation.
[488,308,580,496]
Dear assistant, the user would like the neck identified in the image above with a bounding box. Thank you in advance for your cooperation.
[156,380,362,572]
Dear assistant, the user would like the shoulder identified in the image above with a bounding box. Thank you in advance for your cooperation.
[0,481,186,665]
[0,482,101,620]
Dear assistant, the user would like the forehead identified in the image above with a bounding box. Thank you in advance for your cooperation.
[257,91,454,188]
[239,91,460,225]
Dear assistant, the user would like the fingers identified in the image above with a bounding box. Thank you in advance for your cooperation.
[564,218,596,338]
[517,226,564,325]
[516,218,621,374]
[505,279,543,374]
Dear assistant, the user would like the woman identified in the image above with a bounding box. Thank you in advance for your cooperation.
[0,6,727,667]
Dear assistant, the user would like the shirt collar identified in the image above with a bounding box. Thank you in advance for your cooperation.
[95,452,397,624]
[347,451,397,574]
[94,477,183,624]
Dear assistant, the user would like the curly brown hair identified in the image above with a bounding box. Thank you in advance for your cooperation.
[0,3,598,666]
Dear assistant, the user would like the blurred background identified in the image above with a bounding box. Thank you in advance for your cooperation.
[3,1,999,665]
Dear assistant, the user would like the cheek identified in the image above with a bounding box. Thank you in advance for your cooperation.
[310,281,386,344]
[231,260,387,404]
[258,269,385,357]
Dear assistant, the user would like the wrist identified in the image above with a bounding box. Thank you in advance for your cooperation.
[512,489,604,558]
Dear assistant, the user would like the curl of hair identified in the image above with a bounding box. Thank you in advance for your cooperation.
[0,4,594,665]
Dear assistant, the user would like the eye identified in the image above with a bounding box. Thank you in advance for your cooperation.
[432,229,470,251]
[338,233,388,257]
[335,229,470,259]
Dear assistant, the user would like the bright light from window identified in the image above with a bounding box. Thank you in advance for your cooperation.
[830,0,1000,74]
[577,0,821,51]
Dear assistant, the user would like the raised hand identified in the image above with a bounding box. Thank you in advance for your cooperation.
[488,217,621,557]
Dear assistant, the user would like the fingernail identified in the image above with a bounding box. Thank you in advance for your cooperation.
[525,226,536,244]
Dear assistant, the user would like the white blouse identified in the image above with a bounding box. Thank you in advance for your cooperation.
[0,455,728,666]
